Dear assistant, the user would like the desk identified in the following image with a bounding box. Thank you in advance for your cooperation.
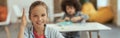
[47,22,111,38]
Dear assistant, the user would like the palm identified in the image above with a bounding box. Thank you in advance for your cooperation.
[21,8,27,27]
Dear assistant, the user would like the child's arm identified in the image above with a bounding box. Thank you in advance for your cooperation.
[57,19,65,22]
[18,8,27,38]
[56,16,70,22]
[71,16,83,23]
[71,12,89,23]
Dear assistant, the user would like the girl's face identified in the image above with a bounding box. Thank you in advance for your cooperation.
[66,5,76,15]
[30,5,48,28]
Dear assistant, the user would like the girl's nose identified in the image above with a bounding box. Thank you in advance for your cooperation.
[38,17,42,21]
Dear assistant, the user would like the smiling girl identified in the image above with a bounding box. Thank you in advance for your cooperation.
[18,1,64,38]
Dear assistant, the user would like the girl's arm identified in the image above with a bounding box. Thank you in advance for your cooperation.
[18,25,26,38]
[18,8,27,38]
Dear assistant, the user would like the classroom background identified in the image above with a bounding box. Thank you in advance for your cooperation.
[0,0,120,38]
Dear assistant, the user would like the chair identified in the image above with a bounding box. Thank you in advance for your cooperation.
[0,10,11,38]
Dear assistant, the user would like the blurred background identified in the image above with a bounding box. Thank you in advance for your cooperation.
[0,0,120,38]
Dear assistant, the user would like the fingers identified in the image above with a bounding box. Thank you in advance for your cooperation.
[21,8,27,26]
[21,8,26,21]
[65,17,70,19]
[22,8,25,17]
[22,8,26,20]
[57,19,63,22]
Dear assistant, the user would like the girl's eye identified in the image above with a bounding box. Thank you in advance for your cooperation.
[33,15,38,17]
[41,14,45,16]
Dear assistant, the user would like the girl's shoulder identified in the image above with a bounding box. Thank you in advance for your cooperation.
[45,24,64,38]
[45,24,61,34]
[45,25,58,31]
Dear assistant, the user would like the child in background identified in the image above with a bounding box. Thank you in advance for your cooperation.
[18,1,64,38]
[57,0,88,23]
[57,0,88,38]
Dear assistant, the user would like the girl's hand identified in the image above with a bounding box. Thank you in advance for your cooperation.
[21,8,27,28]
[71,16,82,22]
[18,8,27,38]
[64,17,70,21]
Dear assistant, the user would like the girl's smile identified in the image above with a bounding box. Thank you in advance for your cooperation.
[36,20,43,25]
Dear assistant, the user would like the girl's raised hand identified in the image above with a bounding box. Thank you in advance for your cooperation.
[21,8,27,28]
[18,8,27,38]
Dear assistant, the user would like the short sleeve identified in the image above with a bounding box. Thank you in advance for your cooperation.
[24,27,30,38]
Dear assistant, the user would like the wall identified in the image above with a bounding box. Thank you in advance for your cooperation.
[7,0,53,23]
[97,0,109,8]
[7,0,34,23]
[43,0,54,22]
[54,0,62,13]
[117,0,120,26]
